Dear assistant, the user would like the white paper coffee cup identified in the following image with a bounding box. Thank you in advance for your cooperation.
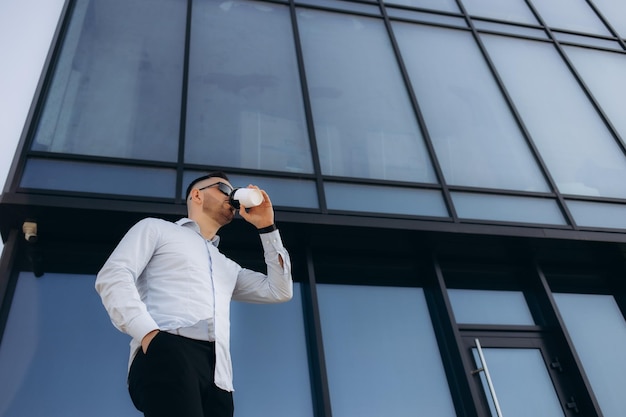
[230,188,263,208]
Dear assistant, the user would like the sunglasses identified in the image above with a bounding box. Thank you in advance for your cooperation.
[197,182,233,197]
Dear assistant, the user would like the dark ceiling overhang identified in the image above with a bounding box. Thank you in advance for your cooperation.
[1,191,626,277]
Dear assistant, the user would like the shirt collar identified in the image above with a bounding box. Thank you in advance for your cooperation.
[176,218,220,247]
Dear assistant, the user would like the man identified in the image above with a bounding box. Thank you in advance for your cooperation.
[95,172,292,417]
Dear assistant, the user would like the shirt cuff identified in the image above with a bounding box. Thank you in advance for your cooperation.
[126,313,160,342]
[259,229,284,252]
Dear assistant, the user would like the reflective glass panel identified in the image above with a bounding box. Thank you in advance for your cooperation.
[531,0,610,35]
[21,158,176,199]
[183,171,319,208]
[566,200,626,230]
[473,20,548,38]
[448,289,535,325]
[591,0,626,38]
[386,9,467,27]
[0,273,140,417]
[563,46,626,148]
[297,9,437,183]
[554,32,620,49]
[296,0,380,14]
[462,0,537,25]
[325,182,448,217]
[393,23,549,192]
[383,0,459,13]
[317,284,457,417]
[481,34,626,199]
[31,0,185,162]
[472,347,565,416]
[451,192,566,225]
[230,284,313,417]
[553,293,626,417]
[186,0,312,174]
[0,275,312,417]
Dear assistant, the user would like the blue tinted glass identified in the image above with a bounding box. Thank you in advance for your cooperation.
[462,0,537,24]
[564,46,626,147]
[296,0,380,14]
[448,289,535,325]
[393,23,550,192]
[554,293,626,417]
[384,0,459,13]
[298,9,437,183]
[473,348,565,417]
[591,0,626,37]
[555,32,620,49]
[183,171,319,208]
[317,284,457,417]
[230,284,313,417]
[21,158,175,198]
[386,8,467,27]
[566,200,626,230]
[532,0,610,35]
[31,0,185,162]
[0,273,140,416]
[186,0,312,174]
[451,192,566,225]
[325,182,448,217]
[481,34,626,198]
[473,20,548,38]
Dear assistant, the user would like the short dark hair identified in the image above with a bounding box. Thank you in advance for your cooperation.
[185,171,230,199]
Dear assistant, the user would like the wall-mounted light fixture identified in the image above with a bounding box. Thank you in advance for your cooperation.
[22,221,38,243]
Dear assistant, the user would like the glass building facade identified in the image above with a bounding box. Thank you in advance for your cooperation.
[2,0,626,415]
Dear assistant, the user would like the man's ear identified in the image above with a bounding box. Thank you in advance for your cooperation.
[189,189,201,203]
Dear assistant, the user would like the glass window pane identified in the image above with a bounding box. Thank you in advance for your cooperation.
[566,200,626,230]
[481,34,626,199]
[386,9,467,27]
[462,0,538,25]
[21,158,176,199]
[317,284,457,417]
[473,20,548,39]
[563,46,626,148]
[183,171,319,208]
[473,348,565,416]
[325,182,448,217]
[451,192,566,225]
[0,273,140,416]
[31,0,185,162]
[448,289,535,325]
[532,0,611,35]
[185,0,312,174]
[554,32,620,49]
[393,24,549,192]
[383,0,459,13]
[553,293,626,417]
[296,0,380,14]
[591,0,626,38]
[297,10,437,183]
[230,284,313,417]
[227,174,318,209]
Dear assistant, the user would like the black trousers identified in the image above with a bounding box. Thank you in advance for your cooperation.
[128,332,234,417]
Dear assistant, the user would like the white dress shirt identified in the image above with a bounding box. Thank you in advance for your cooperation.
[95,217,293,392]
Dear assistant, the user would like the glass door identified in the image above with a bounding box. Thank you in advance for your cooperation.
[464,336,579,417]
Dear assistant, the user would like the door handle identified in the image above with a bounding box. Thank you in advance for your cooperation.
[472,338,504,417]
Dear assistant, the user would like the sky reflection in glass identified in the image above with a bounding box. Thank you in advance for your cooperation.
[317,284,457,417]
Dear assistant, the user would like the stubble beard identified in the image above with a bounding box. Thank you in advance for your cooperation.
[222,204,235,224]
[203,198,235,226]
